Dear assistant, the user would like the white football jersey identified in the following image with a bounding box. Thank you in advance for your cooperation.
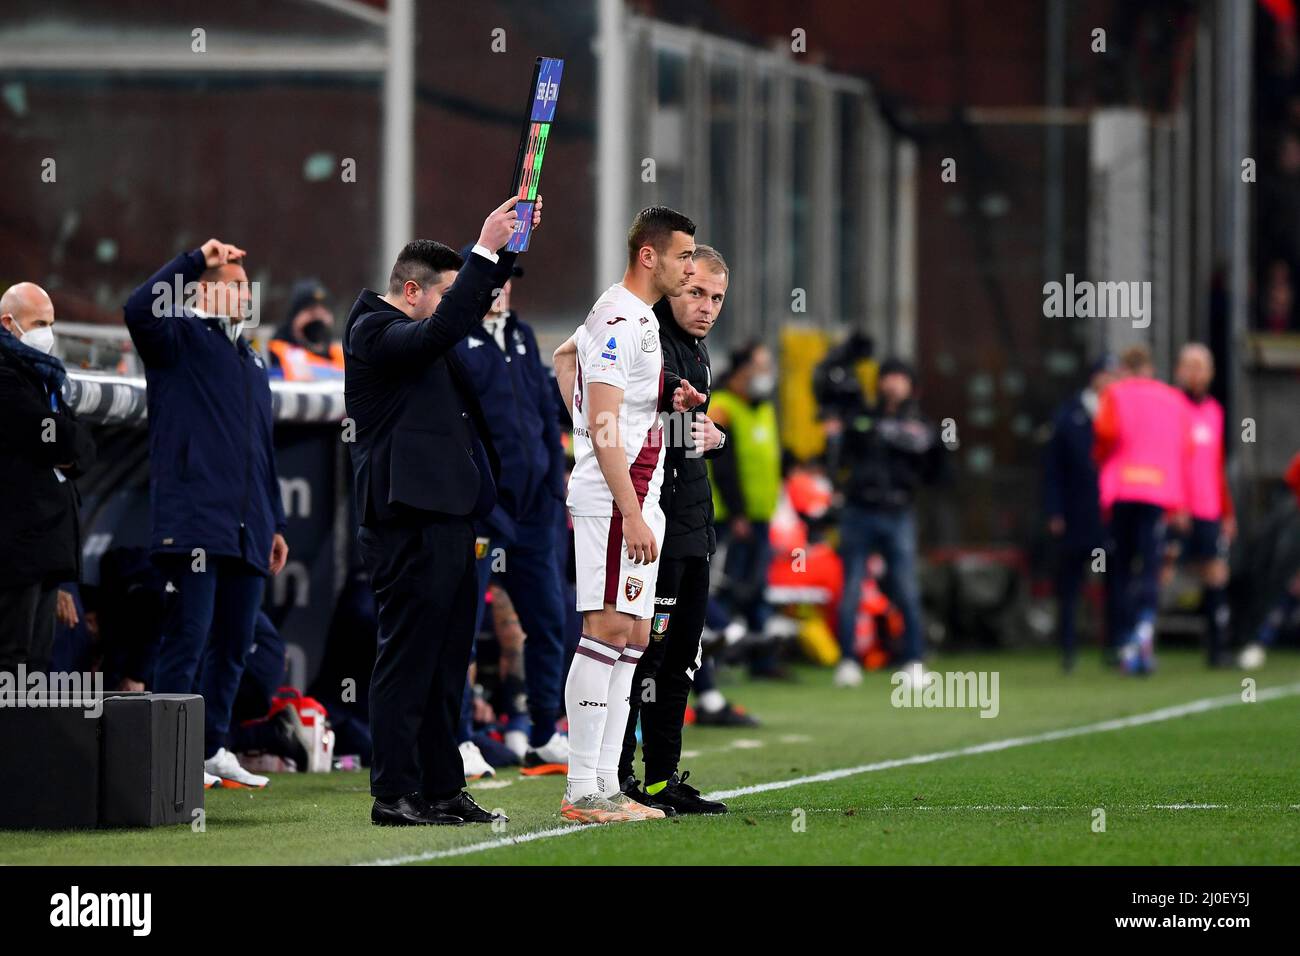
[566,283,666,516]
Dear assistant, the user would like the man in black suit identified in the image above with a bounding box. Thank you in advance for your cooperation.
[344,195,541,826]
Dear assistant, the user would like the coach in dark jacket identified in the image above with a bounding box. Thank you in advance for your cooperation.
[617,245,731,814]
[1043,354,1117,669]
[345,196,536,827]
[0,283,95,674]
[453,260,570,767]
[124,240,289,784]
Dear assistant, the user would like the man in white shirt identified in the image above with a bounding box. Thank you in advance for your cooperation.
[552,206,701,823]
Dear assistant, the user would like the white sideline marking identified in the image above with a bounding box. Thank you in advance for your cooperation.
[360,824,598,866]
[880,804,1226,811]
[356,683,1300,866]
[706,683,1300,800]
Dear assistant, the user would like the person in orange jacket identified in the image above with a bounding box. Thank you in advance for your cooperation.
[266,279,345,381]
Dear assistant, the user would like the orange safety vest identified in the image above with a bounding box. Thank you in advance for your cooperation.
[267,340,345,381]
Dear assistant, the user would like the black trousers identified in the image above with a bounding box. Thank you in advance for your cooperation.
[358,517,478,800]
[620,554,710,785]
[0,582,57,674]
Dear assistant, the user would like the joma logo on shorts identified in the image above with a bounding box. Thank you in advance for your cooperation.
[578,700,607,707]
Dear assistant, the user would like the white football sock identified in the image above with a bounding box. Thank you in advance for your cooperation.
[564,634,620,801]
[596,644,643,796]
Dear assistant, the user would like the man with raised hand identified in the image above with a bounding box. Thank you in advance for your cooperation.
[123,238,288,791]
[344,195,540,826]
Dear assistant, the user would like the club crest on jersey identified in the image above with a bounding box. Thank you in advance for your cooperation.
[651,612,670,636]
[641,330,657,352]
[625,576,644,602]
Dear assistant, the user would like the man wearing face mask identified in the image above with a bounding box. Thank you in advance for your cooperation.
[124,239,289,791]
[452,247,571,774]
[0,283,96,676]
[709,342,783,677]
[266,279,344,381]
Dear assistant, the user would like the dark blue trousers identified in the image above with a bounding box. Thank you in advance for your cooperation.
[1105,501,1166,646]
[473,497,567,748]
[152,556,265,759]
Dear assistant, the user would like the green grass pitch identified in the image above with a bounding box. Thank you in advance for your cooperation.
[3,649,1297,866]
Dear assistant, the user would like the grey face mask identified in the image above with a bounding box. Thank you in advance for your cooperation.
[750,372,776,399]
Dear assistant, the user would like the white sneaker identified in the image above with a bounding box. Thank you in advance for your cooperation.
[521,732,570,775]
[204,747,269,790]
[459,740,495,780]
[503,729,529,761]
[203,771,220,789]
[1238,642,1267,670]
[895,661,929,691]
[723,618,748,647]
[833,658,864,688]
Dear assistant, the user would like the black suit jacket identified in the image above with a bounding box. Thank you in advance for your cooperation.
[343,250,513,527]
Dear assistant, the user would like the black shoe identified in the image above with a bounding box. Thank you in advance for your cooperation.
[646,771,727,815]
[620,775,678,817]
[695,701,760,727]
[425,790,508,824]
[371,793,464,826]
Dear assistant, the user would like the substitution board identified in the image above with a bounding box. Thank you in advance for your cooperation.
[506,56,563,253]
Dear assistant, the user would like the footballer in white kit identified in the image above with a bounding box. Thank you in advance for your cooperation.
[567,283,667,619]
[551,205,698,825]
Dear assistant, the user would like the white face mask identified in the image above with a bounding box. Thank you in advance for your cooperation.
[750,371,776,398]
[10,318,55,355]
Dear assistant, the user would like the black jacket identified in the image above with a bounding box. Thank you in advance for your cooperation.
[0,346,96,587]
[1043,391,1104,550]
[654,298,724,558]
[838,398,942,511]
[343,250,512,527]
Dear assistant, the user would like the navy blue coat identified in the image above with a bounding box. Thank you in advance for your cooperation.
[124,250,285,574]
[453,310,565,542]
[1043,391,1103,550]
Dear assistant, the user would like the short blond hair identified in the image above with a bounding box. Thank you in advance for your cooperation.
[692,244,729,280]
